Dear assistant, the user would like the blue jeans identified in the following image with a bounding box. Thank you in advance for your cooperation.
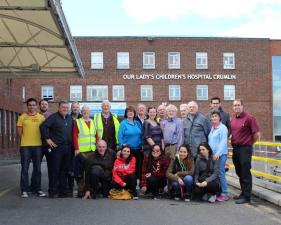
[219,154,228,195]
[20,146,43,192]
[171,175,193,194]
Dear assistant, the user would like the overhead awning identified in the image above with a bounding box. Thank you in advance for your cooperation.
[0,0,85,78]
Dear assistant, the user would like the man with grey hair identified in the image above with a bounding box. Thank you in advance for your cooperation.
[136,103,147,125]
[162,104,183,159]
[183,101,211,158]
[73,104,97,197]
[93,100,120,151]
[179,103,188,121]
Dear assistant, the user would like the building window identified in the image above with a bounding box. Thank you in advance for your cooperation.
[91,52,103,69]
[224,85,235,101]
[197,85,208,101]
[168,52,180,69]
[141,85,153,101]
[41,85,54,101]
[143,52,155,69]
[169,85,181,101]
[117,52,129,69]
[223,53,235,69]
[70,85,82,101]
[87,85,108,101]
[196,52,208,69]
[112,85,125,101]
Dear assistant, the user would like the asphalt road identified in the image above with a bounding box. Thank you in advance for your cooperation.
[0,162,281,225]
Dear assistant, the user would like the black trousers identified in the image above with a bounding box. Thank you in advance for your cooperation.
[193,180,220,196]
[48,144,71,195]
[146,176,166,197]
[232,145,253,200]
[111,174,137,197]
[131,150,143,180]
[89,166,111,197]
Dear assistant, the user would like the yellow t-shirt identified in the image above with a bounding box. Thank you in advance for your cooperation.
[17,112,45,147]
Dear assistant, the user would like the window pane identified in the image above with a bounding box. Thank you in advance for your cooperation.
[91,52,103,69]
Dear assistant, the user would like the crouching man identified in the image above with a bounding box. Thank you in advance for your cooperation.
[83,140,116,199]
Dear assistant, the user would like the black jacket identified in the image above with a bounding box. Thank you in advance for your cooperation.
[194,155,219,184]
[40,112,73,145]
[84,149,116,191]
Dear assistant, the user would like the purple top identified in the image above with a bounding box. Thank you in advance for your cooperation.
[162,116,183,151]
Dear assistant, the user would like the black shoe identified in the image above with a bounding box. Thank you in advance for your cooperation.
[235,197,250,204]
[233,194,244,200]
[49,193,59,198]
[58,193,68,198]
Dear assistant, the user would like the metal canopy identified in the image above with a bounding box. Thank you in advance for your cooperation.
[0,0,84,78]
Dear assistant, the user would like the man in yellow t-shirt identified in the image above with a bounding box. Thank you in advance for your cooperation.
[17,98,45,198]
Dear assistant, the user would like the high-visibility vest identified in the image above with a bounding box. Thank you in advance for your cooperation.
[77,118,96,152]
[93,113,119,144]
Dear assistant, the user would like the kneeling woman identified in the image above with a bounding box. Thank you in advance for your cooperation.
[194,143,220,203]
[112,145,138,199]
[166,145,194,201]
[140,144,170,199]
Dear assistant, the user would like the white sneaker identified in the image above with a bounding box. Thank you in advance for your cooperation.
[208,195,216,203]
[133,196,139,200]
[37,191,46,197]
[21,192,29,198]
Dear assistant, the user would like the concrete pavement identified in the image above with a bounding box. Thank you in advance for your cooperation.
[0,162,281,225]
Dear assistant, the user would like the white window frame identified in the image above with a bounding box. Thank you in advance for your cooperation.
[87,85,108,101]
[168,52,180,69]
[22,86,25,101]
[143,52,155,69]
[112,85,125,101]
[224,85,235,101]
[169,85,181,101]
[41,85,54,101]
[196,85,208,101]
[70,85,82,101]
[117,52,129,69]
[223,52,235,69]
[91,52,104,69]
[196,52,208,69]
[140,85,153,101]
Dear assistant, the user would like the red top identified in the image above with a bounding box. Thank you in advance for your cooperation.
[112,156,136,186]
[230,111,259,146]
[140,155,170,188]
[73,120,91,151]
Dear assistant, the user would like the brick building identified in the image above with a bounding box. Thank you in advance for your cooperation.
[1,36,281,155]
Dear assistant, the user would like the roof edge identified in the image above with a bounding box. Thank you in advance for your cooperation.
[49,0,85,78]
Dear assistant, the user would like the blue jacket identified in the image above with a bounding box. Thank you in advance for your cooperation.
[118,119,142,150]
[208,123,228,156]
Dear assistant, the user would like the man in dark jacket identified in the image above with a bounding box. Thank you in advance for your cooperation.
[40,101,73,198]
[83,140,116,199]
[205,97,230,132]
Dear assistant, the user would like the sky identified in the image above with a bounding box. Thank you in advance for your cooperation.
[61,0,281,39]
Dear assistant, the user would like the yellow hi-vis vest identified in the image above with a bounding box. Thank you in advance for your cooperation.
[93,113,120,144]
[77,118,96,152]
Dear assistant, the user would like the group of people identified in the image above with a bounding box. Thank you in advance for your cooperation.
[17,97,260,204]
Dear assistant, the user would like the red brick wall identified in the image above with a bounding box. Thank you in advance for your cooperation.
[1,37,275,143]
[0,79,22,157]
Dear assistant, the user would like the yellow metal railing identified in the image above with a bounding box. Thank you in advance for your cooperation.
[228,141,281,182]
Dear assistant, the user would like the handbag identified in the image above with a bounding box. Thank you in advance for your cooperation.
[108,188,133,200]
